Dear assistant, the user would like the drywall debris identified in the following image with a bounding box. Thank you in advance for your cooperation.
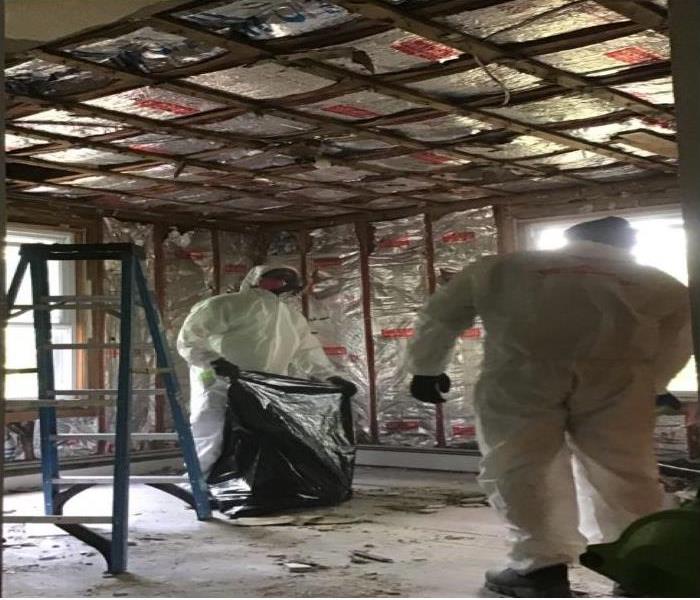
[284,562,316,573]
[233,516,298,527]
[351,550,394,563]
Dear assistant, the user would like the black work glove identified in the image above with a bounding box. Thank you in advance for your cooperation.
[327,376,358,398]
[410,374,451,404]
[210,358,240,381]
[656,392,682,412]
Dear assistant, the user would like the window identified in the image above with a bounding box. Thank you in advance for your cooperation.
[5,226,77,408]
[520,209,697,394]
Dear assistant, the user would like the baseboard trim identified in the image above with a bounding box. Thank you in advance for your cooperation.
[356,447,481,472]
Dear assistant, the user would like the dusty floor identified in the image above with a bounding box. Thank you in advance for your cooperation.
[3,467,612,597]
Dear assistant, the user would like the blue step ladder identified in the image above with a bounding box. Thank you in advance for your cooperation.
[4,243,211,573]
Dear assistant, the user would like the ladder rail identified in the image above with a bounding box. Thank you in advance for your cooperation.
[27,251,61,515]
[134,258,211,521]
[110,250,136,574]
[5,254,29,315]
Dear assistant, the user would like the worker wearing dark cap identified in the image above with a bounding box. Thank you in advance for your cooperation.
[405,216,692,596]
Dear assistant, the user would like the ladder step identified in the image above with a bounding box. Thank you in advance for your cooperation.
[43,343,152,350]
[5,399,113,411]
[4,368,38,374]
[53,475,188,485]
[43,295,121,304]
[51,389,165,396]
[52,433,178,441]
[4,515,113,524]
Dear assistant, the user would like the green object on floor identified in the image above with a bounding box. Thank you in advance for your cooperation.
[580,491,700,597]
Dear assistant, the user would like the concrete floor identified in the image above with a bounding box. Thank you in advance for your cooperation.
[3,467,611,597]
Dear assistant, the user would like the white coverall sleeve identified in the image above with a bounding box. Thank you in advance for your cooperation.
[177,298,236,368]
[405,265,478,376]
[653,289,693,393]
[288,310,337,381]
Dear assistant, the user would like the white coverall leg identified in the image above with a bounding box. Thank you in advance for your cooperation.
[188,367,230,477]
[475,360,663,572]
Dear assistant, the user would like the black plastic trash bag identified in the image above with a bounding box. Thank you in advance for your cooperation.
[207,371,355,517]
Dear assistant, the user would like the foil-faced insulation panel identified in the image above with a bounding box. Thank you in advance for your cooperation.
[458,135,570,160]
[521,150,618,170]
[5,132,50,151]
[112,133,224,155]
[24,184,93,197]
[84,87,224,120]
[280,187,358,202]
[188,62,334,99]
[65,26,226,73]
[219,149,298,170]
[176,1,357,40]
[370,216,433,446]
[218,230,263,293]
[485,93,621,125]
[148,186,231,204]
[431,207,497,447]
[124,163,226,182]
[70,174,159,192]
[298,91,422,121]
[380,114,492,142]
[293,165,375,183]
[197,113,316,137]
[367,177,437,194]
[612,76,674,106]
[15,110,124,137]
[306,224,371,441]
[443,0,625,44]
[324,136,396,153]
[405,66,542,101]
[572,164,651,181]
[102,218,158,438]
[324,29,462,75]
[163,229,215,414]
[538,31,670,77]
[365,152,470,172]
[5,58,113,97]
[33,147,143,166]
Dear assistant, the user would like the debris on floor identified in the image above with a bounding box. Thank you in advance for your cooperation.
[351,550,394,563]
[284,562,317,573]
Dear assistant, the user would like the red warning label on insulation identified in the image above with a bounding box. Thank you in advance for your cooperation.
[321,104,380,119]
[604,46,662,65]
[391,36,461,62]
[134,99,199,115]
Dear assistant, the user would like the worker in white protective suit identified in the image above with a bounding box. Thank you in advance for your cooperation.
[177,265,356,477]
[405,217,692,597]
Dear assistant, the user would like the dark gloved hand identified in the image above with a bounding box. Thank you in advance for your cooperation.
[410,374,451,404]
[327,376,357,398]
[210,358,240,381]
[656,392,682,412]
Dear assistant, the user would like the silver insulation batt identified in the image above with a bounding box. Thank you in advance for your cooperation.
[176,1,357,40]
[15,110,124,137]
[306,225,371,441]
[65,26,226,73]
[5,58,113,96]
[370,216,434,447]
[218,230,263,293]
[102,218,158,444]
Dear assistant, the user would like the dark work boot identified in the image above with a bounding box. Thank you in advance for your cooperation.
[484,564,571,597]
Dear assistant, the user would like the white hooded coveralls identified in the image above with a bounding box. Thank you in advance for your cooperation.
[177,265,337,475]
[405,241,692,572]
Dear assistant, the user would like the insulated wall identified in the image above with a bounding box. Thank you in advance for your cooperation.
[430,208,498,447]
[102,218,157,445]
[369,216,434,446]
[306,224,371,442]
